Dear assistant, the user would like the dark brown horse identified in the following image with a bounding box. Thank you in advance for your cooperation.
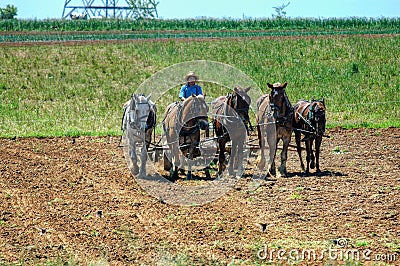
[256,82,293,178]
[163,94,209,180]
[293,98,326,175]
[212,86,251,177]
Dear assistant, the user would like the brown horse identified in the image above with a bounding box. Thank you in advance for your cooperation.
[212,86,251,177]
[256,82,293,178]
[121,94,156,178]
[163,94,209,180]
[293,98,326,175]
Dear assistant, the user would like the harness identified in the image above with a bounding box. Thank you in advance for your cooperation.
[164,98,208,150]
[225,93,252,133]
[120,95,157,149]
[258,91,293,128]
[294,100,326,138]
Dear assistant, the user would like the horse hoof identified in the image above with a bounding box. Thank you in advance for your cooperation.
[257,160,266,170]
[205,170,211,180]
[228,170,235,178]
[170,170,178,179]
[268,168,276,177]
[278,167,288,178]
[185,171,193,180]
[267,171,275,179]
[310,161,315,169]
[138,171,146,178]
[278,172,288,178]
[132,166,139,175]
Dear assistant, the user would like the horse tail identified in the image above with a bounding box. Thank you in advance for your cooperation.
[121,101,130,131]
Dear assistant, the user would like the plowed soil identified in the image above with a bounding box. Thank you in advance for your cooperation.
[1,127,399,265]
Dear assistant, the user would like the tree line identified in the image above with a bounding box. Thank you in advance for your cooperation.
[0,4,17,19]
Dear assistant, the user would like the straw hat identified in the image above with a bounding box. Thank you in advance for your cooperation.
[185,71,199,82]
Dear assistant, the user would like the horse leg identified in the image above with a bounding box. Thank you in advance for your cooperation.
[138,141,148,178]
[171,166,179,180]
[266,136,277,177]
[278,135,290,178]
[204,167,211,179]
[170,143,179,180]
[186,144,193,180]
[163,151,172,171]
[179,148,186,175]
[130,138,139,175]
[228,140,236,177]
[236,137,245,178]
[315,136,322,174]
[257,126,266,170]
[305,140,312,175]
[295,131,305,172]
[310,139,316,170]
[218,140,226,176]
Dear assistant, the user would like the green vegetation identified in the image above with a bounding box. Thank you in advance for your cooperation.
[2,28,400,43]
[1,17,400,32]
[127,0,159,20]
[0,20,399,137]
[0,4,17,19]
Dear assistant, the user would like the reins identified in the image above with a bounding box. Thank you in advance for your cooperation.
[293,100,330,138]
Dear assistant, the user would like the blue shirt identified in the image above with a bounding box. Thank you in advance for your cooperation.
[179,84,203,99]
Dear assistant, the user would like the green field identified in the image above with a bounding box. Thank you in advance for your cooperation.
[2,17,400,32]
[0,19,399,137]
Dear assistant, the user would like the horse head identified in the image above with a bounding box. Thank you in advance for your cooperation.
[181,94,209,131]
[230,86,251,129]
[267,82,290,122]
[310,98,326,136]
[130,94,152,131]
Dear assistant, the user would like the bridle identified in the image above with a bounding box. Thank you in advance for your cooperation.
[227,92,252,132]
[299,100,326,137]
[177,96,208,137]
[268,88,293,126]
[129,94,152,131]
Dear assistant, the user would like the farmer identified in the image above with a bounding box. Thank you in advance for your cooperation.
[179,71,203,101]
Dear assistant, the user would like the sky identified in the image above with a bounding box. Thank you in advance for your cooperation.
[1,0,399,20]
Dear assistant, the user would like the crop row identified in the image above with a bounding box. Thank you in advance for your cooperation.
[1,17,400,32]
[1,28,400,43]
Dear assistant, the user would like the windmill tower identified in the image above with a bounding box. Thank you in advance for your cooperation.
[62,0,158,19]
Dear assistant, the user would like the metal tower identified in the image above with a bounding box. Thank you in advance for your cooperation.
[62,0,158,19]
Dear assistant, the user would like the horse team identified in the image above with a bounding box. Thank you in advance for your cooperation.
[122,82,326,180]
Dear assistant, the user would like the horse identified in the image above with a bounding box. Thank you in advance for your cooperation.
[292,98,326,175]
[121,94,156,178]
[163,94,209,180]
[256,82,293,178]
[212,86,251,177]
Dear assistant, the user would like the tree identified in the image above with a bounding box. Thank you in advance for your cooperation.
[0,4,18,19]
[272,2,290,19]
[127,0,159,19]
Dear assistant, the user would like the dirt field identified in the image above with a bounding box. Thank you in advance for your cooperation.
[1,127,399,265]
